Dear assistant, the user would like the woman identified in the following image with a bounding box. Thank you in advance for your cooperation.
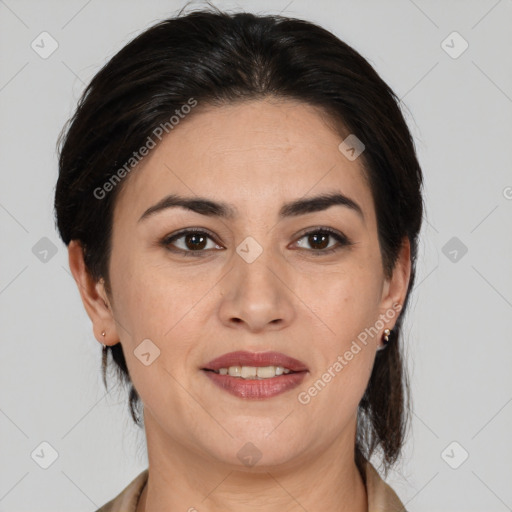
[55,6,422,511]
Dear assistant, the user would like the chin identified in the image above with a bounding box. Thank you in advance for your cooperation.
[207,427,310,471]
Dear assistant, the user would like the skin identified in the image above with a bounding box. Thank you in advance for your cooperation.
[69,97,411,512]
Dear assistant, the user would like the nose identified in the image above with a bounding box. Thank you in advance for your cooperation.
[217,250,295,333]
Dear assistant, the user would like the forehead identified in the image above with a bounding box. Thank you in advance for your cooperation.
[113,98,375,225]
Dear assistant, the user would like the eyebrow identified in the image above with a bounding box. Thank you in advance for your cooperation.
[138,191,364,223]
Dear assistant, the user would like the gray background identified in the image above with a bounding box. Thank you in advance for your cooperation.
[1,0,511,510]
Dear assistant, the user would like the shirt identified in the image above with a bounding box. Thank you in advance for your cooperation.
[96,460,407,512]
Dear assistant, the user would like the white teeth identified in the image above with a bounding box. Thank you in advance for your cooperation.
[216,366,292,379]
[228,366,242,377]
[256,366,275,379]
[241,366,257,378]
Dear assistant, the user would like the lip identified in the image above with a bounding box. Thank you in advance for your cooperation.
[203,370,307,399]
[202,350,309,372]
[201,350,309,400]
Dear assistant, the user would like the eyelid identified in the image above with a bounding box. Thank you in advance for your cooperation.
[163,227,221,243]
[293,226,350,242]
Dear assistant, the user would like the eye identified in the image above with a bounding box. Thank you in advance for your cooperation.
[293,227,353,255]
[160,227,353,258]
[161,229,223,257]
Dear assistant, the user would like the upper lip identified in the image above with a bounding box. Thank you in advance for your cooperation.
[203,351,308,372]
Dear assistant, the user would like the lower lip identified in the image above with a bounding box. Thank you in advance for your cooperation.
[202,370,307,399]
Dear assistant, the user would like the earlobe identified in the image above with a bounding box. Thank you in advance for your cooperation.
[68,240,118,345]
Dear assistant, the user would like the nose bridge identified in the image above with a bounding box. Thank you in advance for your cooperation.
[218,232,295,330]
[233,235,283,301]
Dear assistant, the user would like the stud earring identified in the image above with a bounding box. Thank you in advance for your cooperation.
[377,328,392,352]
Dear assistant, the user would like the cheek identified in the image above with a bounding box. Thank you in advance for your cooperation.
[297,278,376,431]
[109,242,188,337]
[108,260,201,412]
[297,261,383,341]
[108,252,208,392]
[292,262,381,401]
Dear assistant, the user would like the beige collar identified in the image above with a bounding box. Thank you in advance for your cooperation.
[96,461,407,512]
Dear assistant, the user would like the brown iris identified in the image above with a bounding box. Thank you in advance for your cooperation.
[184,233,208,250]
[307,232,330,250]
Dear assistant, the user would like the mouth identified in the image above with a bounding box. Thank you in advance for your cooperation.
[201,351,308,399]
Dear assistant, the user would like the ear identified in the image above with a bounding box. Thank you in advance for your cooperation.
[68,240,119,346]
[379,236,412,327]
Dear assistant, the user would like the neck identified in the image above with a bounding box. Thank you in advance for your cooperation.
[137,413,368,512]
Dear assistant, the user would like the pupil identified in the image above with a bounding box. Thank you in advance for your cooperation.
[186,234,207,250]
[309,233,328,250]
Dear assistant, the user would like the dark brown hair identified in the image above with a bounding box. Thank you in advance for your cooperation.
[54,5,423,478]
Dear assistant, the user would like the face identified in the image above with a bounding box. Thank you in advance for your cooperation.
[72,98,410,470]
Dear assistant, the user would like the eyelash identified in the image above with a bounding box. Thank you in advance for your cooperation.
[160,227,353,258]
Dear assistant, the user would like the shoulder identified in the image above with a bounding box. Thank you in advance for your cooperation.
[95,469,148,512]
[364,461,408,512]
